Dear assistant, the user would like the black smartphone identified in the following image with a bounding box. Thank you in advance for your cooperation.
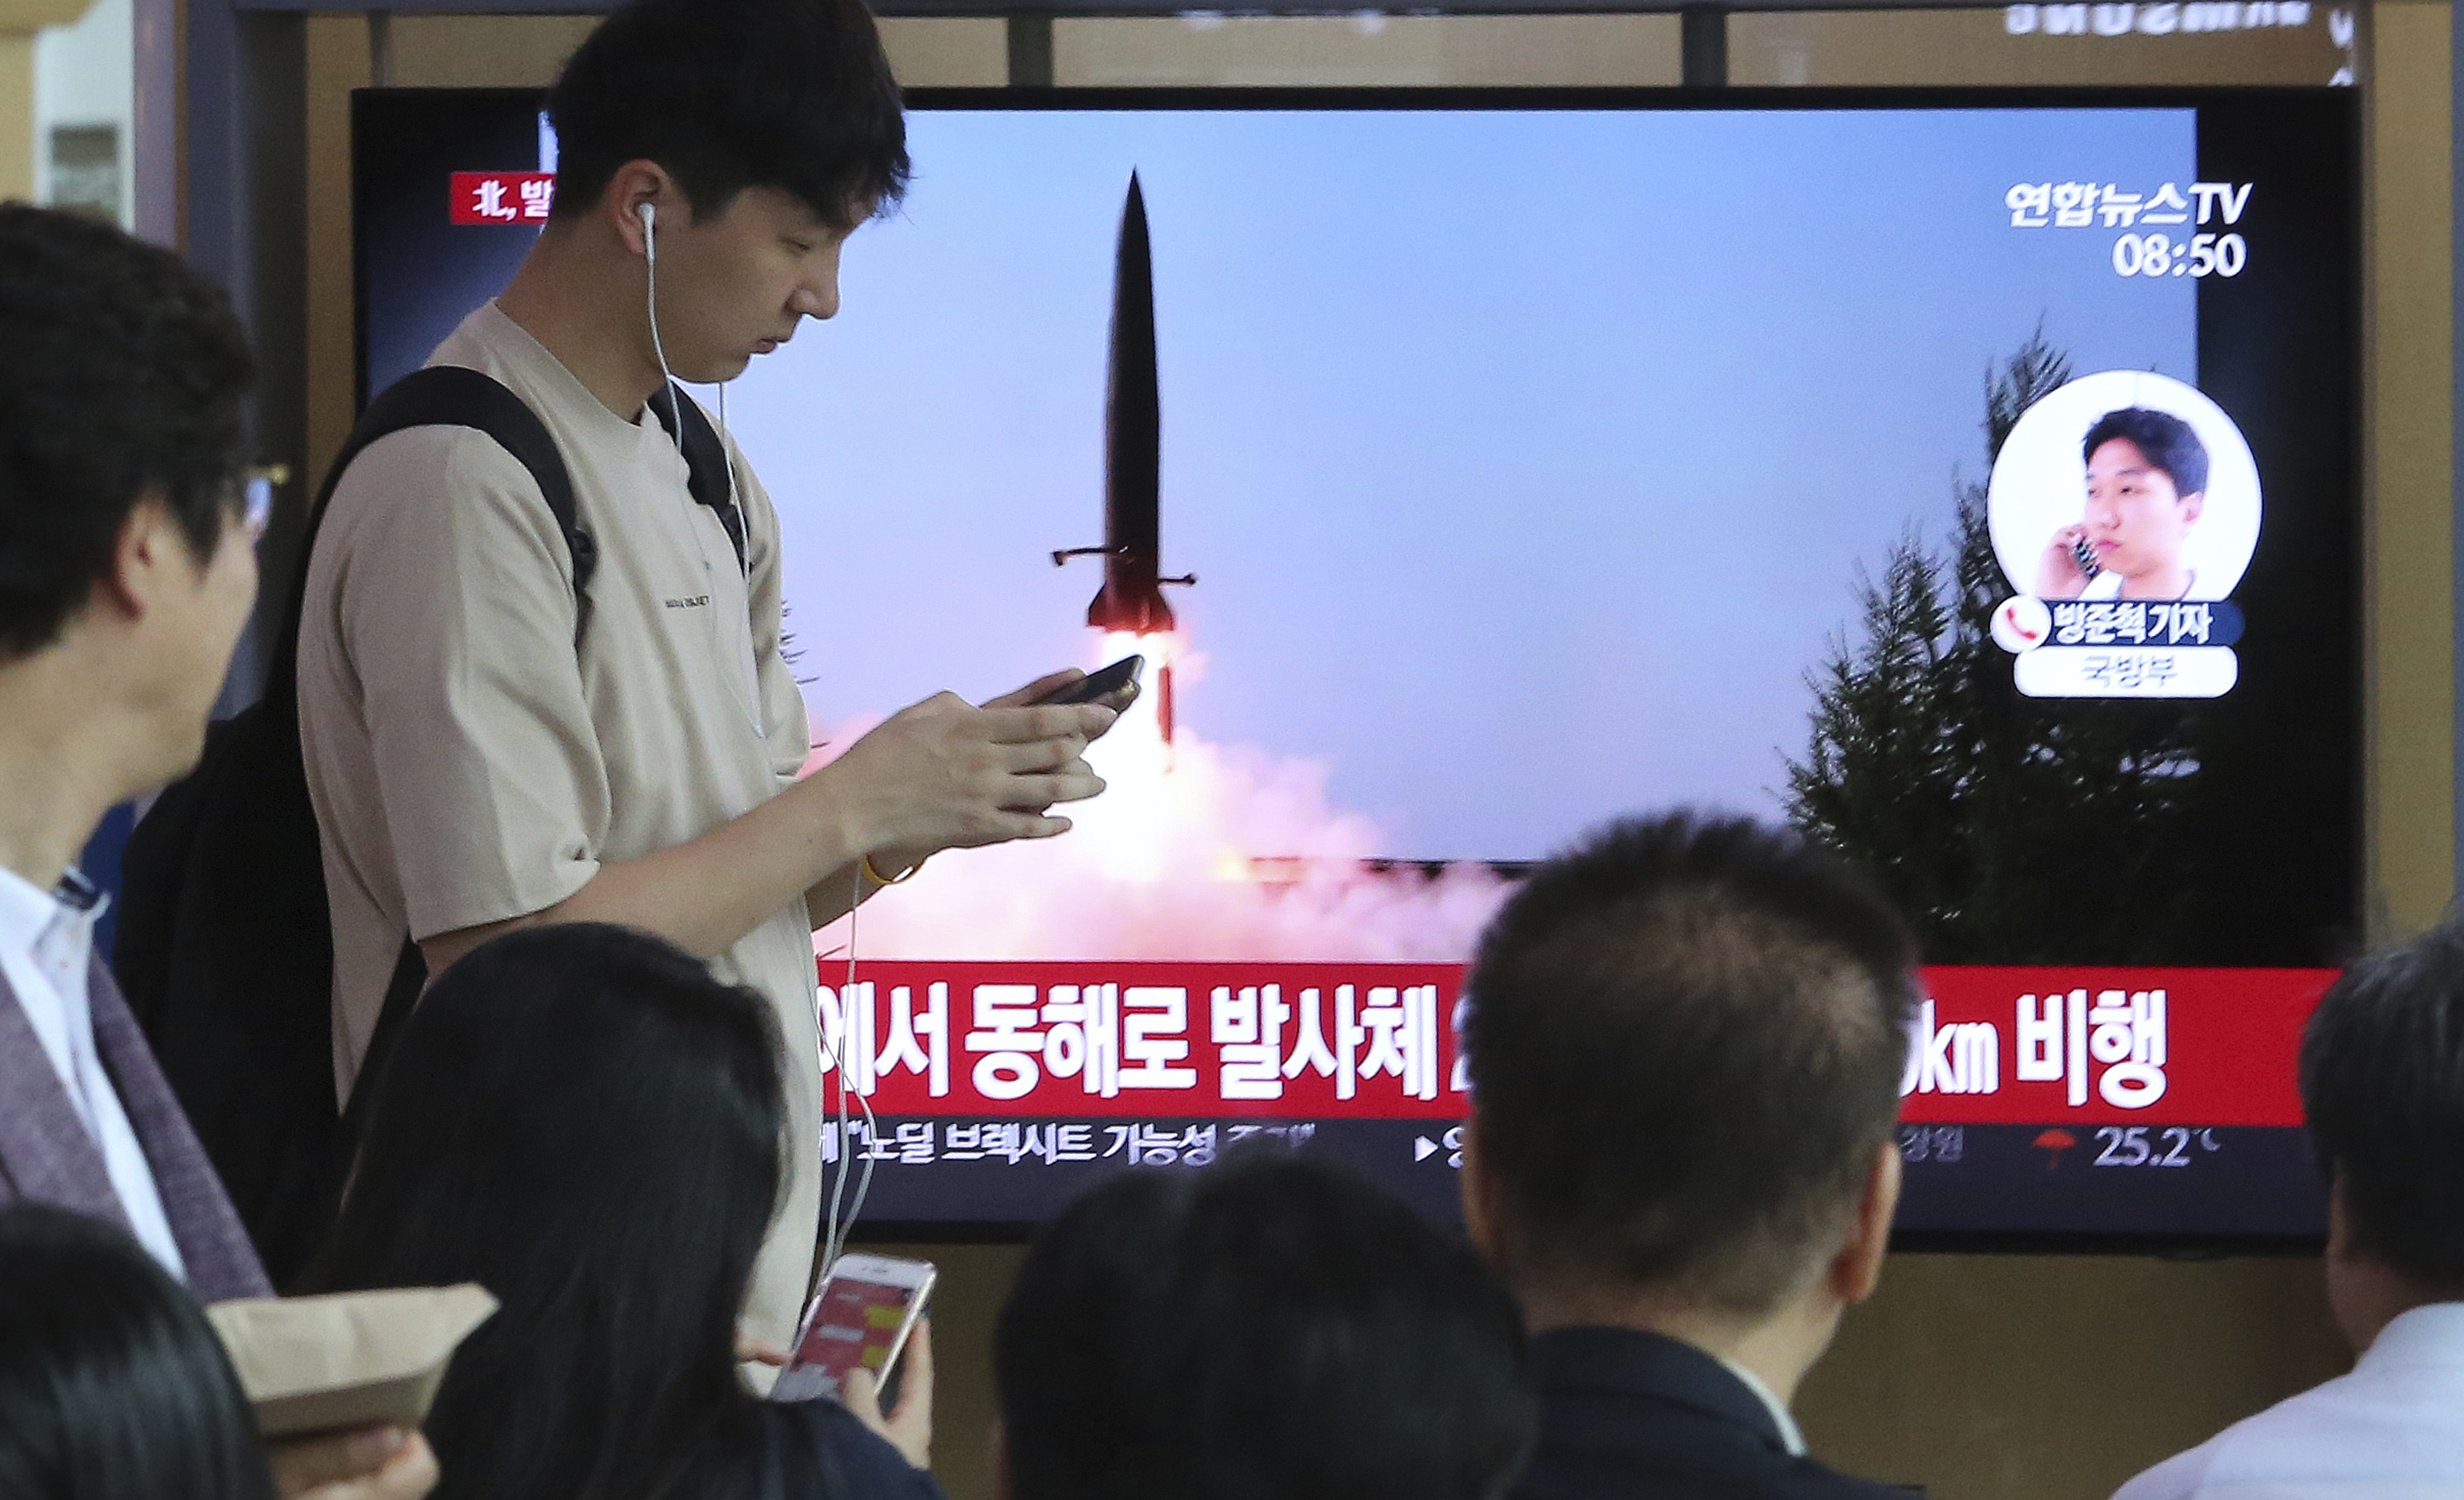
[1031,655,1143,709]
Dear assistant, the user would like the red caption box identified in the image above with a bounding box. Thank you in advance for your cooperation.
[813,960,2332,1127]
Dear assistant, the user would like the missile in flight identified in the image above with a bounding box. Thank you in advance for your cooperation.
[1053,171,1195,739]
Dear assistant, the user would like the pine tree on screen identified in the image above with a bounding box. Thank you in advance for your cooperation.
[1783,329,2201,963]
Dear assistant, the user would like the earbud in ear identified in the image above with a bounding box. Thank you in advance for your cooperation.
[636,201,657,256]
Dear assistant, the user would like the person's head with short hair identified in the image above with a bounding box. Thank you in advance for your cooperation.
[1460,811,1915,1396]
[314,924,795,1499]
[516,0,909,390]
[2079,406,2208,594]
[0,1204,278,1500]
[2300,920,2464,1351]
[548,0,907,235]
[0,205,258,830]
[994,1149,1536,1500]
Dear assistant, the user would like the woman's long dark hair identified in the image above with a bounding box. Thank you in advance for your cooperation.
[0,1205,278,1500]
[312,924,795,1500]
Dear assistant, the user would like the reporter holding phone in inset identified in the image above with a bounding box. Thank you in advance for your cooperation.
[313,925,942,1499]
[2033,407,2211,602]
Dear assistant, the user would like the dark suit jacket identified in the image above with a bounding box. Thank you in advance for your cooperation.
[0,957,271,1303]
[1510,1328,1914,1500]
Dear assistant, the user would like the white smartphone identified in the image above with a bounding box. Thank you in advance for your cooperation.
[769,1254,936,1405]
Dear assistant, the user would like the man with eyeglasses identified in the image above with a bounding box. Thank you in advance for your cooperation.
[0,204,436,1500]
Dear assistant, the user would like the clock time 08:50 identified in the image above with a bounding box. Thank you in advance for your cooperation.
[2112,232,2247,280]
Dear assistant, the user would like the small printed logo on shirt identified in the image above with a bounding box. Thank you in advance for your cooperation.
[664,595,711,610]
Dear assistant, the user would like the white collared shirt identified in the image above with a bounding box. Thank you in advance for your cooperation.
[1717,1353,1809,1457]
[0,865,186,1279]
[2112,1301,2464,1500]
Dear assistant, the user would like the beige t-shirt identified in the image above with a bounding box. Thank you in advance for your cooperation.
[298,302,821,1351]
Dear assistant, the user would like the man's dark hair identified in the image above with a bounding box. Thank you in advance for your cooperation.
[995,1149,1535,1500]
[0,205,254,658]
[2082,406,2210,499]
[547,0,909,230]
[1464,811,1918,1313]
[2299,920,2464,1288]
[313,925,807,1500]
[0,1204,277,1500]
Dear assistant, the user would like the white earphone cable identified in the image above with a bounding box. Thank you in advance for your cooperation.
[639,202,689,470]
[822,861,878,1280]
[646,201,873,1280]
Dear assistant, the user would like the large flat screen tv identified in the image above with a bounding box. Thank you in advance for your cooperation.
[353,85,2359,1249]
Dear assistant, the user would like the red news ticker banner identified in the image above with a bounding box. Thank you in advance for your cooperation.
[449,171,555,225]
[814,961,2333,1127]
[1898,966,2327,1127]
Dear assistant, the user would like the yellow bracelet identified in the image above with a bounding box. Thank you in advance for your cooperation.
[862,854,920,886]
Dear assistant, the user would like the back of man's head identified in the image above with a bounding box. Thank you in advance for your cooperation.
[994,1150,1535,1500]
[2300,920,2464,1291]
[1464,811,1917,1315]
[548,0,908,232]
[0,205,253,659]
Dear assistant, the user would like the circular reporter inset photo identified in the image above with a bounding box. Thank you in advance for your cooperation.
[1986,370,2261,604]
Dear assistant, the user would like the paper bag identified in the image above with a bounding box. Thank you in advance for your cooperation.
[205,1284,497,1438]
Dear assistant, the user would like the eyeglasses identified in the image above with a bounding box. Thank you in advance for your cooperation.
[241,465,289,543]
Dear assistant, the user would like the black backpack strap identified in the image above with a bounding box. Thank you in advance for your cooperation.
[649,383,748,575]
[272,367,593,705]
[337,938,430,1148]
[282,368,590,1146]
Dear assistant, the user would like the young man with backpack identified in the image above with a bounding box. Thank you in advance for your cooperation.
[292,0,1116,1358]
[0,205,437,1500]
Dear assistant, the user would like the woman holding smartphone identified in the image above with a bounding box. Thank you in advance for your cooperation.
[310,925,939,1500]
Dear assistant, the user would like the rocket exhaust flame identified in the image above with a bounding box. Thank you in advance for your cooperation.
[1055,171,1194,742]
[808,671,1510,962]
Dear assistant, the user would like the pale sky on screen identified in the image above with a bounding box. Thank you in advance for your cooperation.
[714,105,2198,862]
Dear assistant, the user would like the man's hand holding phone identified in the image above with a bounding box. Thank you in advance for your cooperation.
[816,685,1114,857]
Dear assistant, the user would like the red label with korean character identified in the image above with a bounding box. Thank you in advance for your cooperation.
[449,171,556,224]
[816,961,2331,1126]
